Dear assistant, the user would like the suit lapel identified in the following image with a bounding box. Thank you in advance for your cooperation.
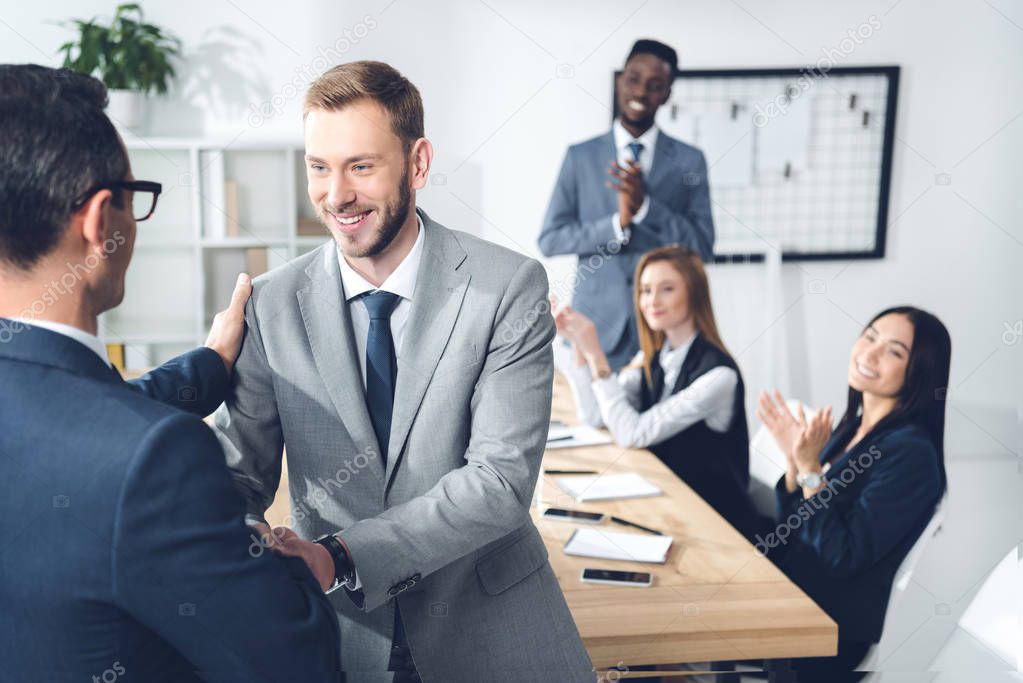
[819,421,881,475]
[385,214,470,486]
[671,333,705,393]
[296,246,385,483]
[646,131,674,199]
[597,132,618,215]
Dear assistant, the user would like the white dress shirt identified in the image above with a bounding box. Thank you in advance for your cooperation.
[338,213,425,388]
[10,317,109,364]
[611,118,658,244]
[566,332,738,449]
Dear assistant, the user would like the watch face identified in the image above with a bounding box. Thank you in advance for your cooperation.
[799,472,822,488]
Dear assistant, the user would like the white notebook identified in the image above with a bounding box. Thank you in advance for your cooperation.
[564,528,673,564]
[545,424,612,449]
[553,472,661,502]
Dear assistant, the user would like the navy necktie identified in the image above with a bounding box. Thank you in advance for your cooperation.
[362,291,402,463]
[627,141,644,164]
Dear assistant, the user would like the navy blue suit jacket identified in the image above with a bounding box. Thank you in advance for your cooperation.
[538,130,714,359]
[0,323,340,682]
[766,421,942,642]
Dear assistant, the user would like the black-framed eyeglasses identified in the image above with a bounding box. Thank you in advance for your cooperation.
[71,180,163,222]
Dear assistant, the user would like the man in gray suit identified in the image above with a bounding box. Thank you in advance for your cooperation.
[538,39,715,370]
[213,61,594,682]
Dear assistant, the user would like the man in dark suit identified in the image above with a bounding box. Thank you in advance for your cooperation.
[0,64,341,682]
[539,39,715,369]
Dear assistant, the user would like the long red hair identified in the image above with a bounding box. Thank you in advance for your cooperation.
[633,246,732,386]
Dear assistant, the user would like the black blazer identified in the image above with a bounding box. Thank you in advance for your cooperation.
[0,323,340,682]
[639,334,761,539]
[765,420,943,642]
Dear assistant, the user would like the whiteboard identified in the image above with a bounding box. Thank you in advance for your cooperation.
[614,66,900,262]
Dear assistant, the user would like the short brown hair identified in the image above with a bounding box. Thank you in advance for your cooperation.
[304,60,424,153]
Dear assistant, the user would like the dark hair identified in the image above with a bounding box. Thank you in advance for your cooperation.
[626,39,679,79]
[304,60,424,156]
[0,64,128,270]
[836,306,951,492]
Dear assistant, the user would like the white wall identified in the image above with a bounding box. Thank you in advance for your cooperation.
[3,0,1020,675]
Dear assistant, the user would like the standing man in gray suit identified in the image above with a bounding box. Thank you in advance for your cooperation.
[538,39,715,370]
[213,61,594,683]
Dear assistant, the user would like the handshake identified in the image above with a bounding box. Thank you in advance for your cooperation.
[249,523,338,592]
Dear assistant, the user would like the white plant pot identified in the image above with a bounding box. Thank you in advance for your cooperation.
[106,89,147,131]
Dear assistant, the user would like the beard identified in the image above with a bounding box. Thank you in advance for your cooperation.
[620,108,655,131]
[319,163,412,259]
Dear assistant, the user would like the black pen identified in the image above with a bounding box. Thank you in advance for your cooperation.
[610,516,663,536]
[544,469,598,475]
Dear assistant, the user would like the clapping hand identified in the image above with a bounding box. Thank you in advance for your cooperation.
[757,390,832,492]
[793,406,833,474]
[607,160,644,227]
[756,390,806,463]
[550,295,601,360]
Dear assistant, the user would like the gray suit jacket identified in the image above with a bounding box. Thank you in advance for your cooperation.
[213,211,594,682]
[538,130,714,357]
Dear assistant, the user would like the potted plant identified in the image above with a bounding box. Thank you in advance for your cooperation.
[57,3,182,130]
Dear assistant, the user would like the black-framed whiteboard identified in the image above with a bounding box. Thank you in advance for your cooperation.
[613,65,900,263]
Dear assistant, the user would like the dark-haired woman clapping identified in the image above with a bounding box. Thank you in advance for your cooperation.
[758,307,951,681]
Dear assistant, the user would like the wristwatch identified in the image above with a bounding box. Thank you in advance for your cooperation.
[796,471,825,490]
[314,533,354,594]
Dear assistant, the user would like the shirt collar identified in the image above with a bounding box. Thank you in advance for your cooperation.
[659,330,698,373]
[613,118,659,157]
[338,212,425,303]
[10,318,109,364]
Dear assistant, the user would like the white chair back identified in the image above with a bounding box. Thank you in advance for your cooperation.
[893,494,946,592]
[859,493,947,673]
[747,399,811,517]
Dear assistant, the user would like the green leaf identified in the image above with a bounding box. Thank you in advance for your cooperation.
[54,3,180,94]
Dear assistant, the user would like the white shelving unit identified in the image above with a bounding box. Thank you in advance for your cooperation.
[100,134,327,370]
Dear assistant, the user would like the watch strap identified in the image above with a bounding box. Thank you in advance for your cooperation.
[314,533,353,592]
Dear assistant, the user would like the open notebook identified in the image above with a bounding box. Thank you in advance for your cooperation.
[564,528,674,564]
[553,472,662,502]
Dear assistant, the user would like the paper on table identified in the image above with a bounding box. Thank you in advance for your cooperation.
[554,472,661,502]
[546,424,612,450]
[564,527,673,564]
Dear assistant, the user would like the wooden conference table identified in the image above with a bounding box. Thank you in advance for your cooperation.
[535,374,837,671]
[264,374,837,672]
